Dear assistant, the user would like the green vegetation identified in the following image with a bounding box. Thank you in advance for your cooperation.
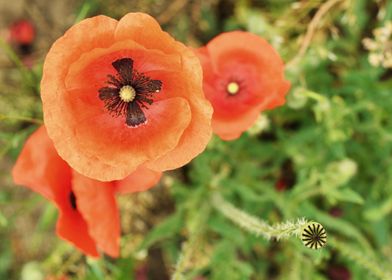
[1,0,392,279]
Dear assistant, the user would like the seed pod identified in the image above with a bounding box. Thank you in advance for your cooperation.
[301,222,327,249]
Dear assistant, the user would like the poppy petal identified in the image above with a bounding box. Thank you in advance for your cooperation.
[114,13,178,54]
[212,108,261,140]
[56,95,191,181]
[12,126,98,257]
[145,51,213,171]
[65,40,182,91]
[12,126,70,201]
[72,171,120,257]
[207,31,285,74]
[42,15,117,85]
[114,165,162,194]
[56,210,99,257]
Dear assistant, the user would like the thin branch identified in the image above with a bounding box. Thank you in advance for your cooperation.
[0,114,43,125]
[286,0,343,68]
[171,204,210,280]
[158,0,188,25]
[212,192,305,240]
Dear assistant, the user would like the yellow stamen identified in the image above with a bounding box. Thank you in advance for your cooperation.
[227,82,240,95]
[119,85,136,102]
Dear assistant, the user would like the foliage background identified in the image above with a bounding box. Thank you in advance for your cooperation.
[1,0,392,279]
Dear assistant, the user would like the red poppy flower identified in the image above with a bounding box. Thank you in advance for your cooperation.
[9,19,35,45]
[40,13,213,181]
[12,126,162,257]
[196,31,290,140]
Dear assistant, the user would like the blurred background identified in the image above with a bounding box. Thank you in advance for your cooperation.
[1,0,392,279]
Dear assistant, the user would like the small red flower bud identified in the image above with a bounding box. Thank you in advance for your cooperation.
[9,19,35,45]
[275,179,287,192]
[327,264,351,280]
[329,207,344,218]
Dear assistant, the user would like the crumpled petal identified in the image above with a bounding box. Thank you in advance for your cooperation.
[12,126,98,257]
[72,171,120,257]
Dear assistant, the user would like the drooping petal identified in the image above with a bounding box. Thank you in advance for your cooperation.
[12,126,98,257]
[56,207,99,257]
[72,171,120,257]
[12,126,69,201]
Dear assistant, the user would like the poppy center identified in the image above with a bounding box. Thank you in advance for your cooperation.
[98,57,162,127]
[227,82,240,95]
[119,85,136,102]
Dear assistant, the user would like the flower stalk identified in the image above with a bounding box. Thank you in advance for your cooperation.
[171,203,210,280]
[212,193,326,248]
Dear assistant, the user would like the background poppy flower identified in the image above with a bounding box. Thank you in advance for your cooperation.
[196,31,290,140]
[9,19,35,46]
[41,13,213,181]
[12,126,162,257]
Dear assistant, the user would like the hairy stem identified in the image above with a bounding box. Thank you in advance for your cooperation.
[171,204,209,280]
[212,193,308,241]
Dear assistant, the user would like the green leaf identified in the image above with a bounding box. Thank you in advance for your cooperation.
[364,197,392,221]
[329,188,364,204]
[138,210,183,251]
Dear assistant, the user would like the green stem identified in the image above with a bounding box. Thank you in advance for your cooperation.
[0,37,36,86]
[0,37,26,70]
[212,193,308,241]
[74,1,93,23]
[301,90,328,103]
[0,114,43,124]
[171,203,210,280]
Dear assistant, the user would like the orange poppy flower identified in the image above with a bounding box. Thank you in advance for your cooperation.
[41,13,212,181]
[195,31,290,140]
[12,126,162,257]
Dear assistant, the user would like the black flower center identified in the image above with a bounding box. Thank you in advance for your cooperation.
[98,58,162,127]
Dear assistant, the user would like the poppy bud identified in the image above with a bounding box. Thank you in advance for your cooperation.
[9,19,35,45]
